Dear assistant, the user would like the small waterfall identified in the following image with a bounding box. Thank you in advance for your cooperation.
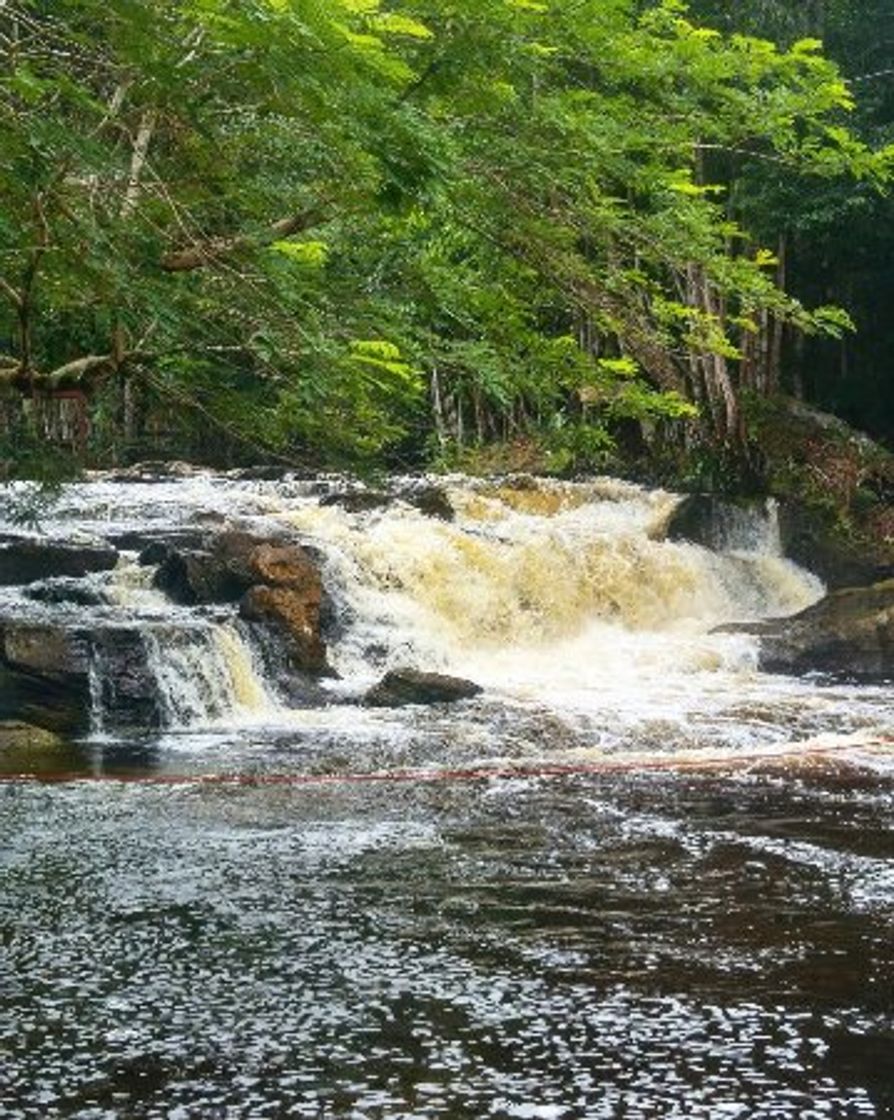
[705,497,782,555]
[9,472,830,736]
[87,655,106,739]
[142,623,273,729]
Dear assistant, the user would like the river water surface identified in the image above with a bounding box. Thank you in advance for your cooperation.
[0,473,892,1118]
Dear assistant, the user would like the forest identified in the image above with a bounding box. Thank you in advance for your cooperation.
[1,0,893,506]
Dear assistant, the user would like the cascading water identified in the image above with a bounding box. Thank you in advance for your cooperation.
[3,471,883,750]
[298,479,820,686]
[141,622,272,728]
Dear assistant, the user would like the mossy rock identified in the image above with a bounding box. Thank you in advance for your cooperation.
[0,721,83,777]
[747,395,894,588]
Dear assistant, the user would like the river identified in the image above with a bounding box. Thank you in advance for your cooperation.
[1,472,892,1118]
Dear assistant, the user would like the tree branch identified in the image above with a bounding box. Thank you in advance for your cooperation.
[160,207,325,272]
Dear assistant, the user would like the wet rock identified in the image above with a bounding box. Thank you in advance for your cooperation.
[401,485,454,522]
[319,484,454,521]
[0,623,91,733]
[718,578,894,681]
[0,621,160,733]
[153,529,331,676]
[0,540,118,585]
[138,541,175,566]
[665,495,772,553]
[89,628,161,730]
[1,622,90,680]
[319,490,392,514]
[24,577,108,607]
[107,528,209,557]
[153,548,241,604]
[152,531,305,604]
[777,502,894,590]
[363,668,483,707]
[240,586,328,673]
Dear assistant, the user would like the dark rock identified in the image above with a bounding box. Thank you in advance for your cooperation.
[107,528,209,556]
[229,465,291,481]
[0,623,91,733]
[718,578,894,681]
[89,628,161,730]
[239,621,334,706]
[777,502,894,590]
[155,531,323,605]
[0,540,118,585]
[363,668,483,708]
[153,549,232,604]
[319,490,393,514]
[0,621,160,733]
[152,529,331,679]
[665,495,772,553]
[24,577,108,607]
[151,531,257,602]
[402,485,454,522]
[138,541,174,567]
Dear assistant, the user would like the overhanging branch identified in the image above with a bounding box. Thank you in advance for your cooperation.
[160,207,324,272]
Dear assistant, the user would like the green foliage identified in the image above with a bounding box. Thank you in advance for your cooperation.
[0,0,888,474]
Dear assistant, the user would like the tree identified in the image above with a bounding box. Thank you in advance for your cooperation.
[0,0,888,471]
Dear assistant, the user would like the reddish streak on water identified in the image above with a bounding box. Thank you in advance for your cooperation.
[1,738,890,788]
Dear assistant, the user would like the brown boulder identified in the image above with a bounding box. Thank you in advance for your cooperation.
[153,531,322,605]
[240,585,327,672]
[249,542,319,588]
[363,668,483,707]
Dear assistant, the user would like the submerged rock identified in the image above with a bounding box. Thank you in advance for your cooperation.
[363,668,483,707]
[0,721,62,750]
[0,721,84,778]
[0,540,118,585]
[719,578,894,681]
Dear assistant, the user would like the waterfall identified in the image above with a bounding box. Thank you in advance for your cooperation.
[282,478,823,692]
[12,473,830,738]
[141,623,273,729]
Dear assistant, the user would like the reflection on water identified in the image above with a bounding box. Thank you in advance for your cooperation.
[1,756,893,1118]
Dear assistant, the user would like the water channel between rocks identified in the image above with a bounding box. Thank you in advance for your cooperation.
[0,472,892,1119]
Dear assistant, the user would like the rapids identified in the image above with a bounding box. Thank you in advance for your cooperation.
[1,471,892,1118]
